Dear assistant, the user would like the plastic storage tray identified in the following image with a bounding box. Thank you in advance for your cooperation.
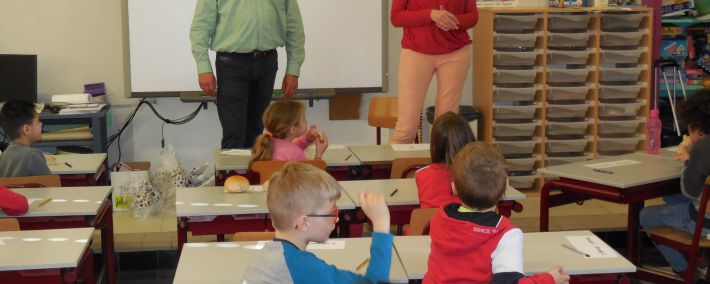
[547,49,593,65]
[598,101,645,118]
[493,121,540,139]
[508,174,537,189]
[546,120,592,137]
[599,83,644,100]
[600,31,646,48]
[597,136,643,154]
[598,119,643,137]
[546,154,592,167]
[494,32,540,50]
[548,13,591,31]
[547,67,592,84]
[494,50,540,66]
[601,13,645,31]
[493,85,539,103]
[493,104,540,121]
[546,102,592,120]
[494,14,542,32]
[547,84,592,102]
[494,139,539,156]
[493,68,539,84]
[600,48,645,64]
[548,32,591,49]
[546,138,591,154]
[507,155,540,172]
[599,66,644,83]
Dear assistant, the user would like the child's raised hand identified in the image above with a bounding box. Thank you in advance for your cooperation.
[546,266,570,284]
[359,191,390,233]
[314,132,329,159]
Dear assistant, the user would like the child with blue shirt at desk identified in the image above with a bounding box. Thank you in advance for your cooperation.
[249,100,328,167]
[0,100,51,177]
[242,163,392,283]
[640,90,710,277]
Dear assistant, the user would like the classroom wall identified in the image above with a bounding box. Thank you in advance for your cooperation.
[0,1,473,172]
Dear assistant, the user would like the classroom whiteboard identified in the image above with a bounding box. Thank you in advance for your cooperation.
[126,0,385,96]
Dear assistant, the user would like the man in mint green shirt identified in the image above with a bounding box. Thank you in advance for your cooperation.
[190,0,305,149]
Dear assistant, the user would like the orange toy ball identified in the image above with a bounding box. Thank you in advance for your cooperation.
[224,175,250,193]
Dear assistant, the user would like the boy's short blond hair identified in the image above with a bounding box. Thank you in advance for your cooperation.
[267,162,342,230]
[452,142,508,210]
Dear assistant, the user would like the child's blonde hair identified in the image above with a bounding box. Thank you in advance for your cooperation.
[250,100,306,167]
[266,162,341,230]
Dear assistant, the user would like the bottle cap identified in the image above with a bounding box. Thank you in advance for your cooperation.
[649,109,659,118]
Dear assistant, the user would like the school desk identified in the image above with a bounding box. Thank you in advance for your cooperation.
[173,237,409,284]
[392,230,636,282]
[537,152,683,263]
[0,187,115,284]
[0,228,95,284]
[348,144,430,179]
[175,186,357,254]
[47,153,108,186]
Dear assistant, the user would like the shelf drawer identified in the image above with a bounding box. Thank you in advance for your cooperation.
[599,66,644,83]
[548,13,591,31]
[546,138,591,154]
[494,32,540,50]
[506,155,540,172]
[493,85,539,103]
[601,12,646,31]
[597,136,643,155]
[546,120,592,137]
[494,50,540,66]
[493,121,540,139]
[493,104,540,121]
[547,67,592,84]
[599,83,644,100]
[598,101,645,119]
[508,174,538,189]
[547,49,593,65]
[598,119,644,137]
[600,31,646,48]
[494,14,542,32]
[600,48,645,64]
[547,84,592,102]
[548,32,591,49]
[493,68,540,84]
[546,153,592,167]
[546,102,592,120]
[494,139,540,156]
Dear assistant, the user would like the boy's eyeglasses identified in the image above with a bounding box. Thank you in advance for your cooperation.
[306,207,339,224]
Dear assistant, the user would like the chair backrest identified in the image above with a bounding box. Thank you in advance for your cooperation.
[0,218,20,232]
[408,208,438,236]
[368,96,398,129]
[232,231,275,242]
[250,160,328,184]
[0,175,61,188]
[703,176,710,213]
[390,157,432,179]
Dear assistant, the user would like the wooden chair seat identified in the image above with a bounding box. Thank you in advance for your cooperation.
[0,218,20,232]
[407,208,438,236]
[390,157,431,179]
[368,97,398,145]
[250,160,327,184]
[0,175,61,188]
[232,231,275,242]
[646,226,710,248]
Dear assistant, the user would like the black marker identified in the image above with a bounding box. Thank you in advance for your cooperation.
[593,168,613,174]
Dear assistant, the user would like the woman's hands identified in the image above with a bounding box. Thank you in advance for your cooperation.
[431,5,459,31]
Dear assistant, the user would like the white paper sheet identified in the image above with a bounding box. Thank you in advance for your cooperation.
[220,149,252,156]
[0,239,4,246]
[391,144,430,152]
[565,235,618,258]
[583,160,640,169]
[307,240,346,250]
[306,144,348,150]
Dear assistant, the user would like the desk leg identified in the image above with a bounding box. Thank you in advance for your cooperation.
[497,201,523,218]
[100,207,115,284]
[628,200,644,263]
[540,182,552,232]
[178,217,188,255]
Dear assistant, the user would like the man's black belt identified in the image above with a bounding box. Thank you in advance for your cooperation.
[219,49,276,59]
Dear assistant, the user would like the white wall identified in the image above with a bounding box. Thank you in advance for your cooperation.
[0,1,474,172]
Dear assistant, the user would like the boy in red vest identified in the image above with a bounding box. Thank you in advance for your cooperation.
[424,142,569,283]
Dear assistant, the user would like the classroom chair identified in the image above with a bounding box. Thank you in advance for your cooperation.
[644,176,710,283]
[406,208,437,236]
[232,231,276,242]
[250,160,327,184]
[0,218,20,232]
[0,175,61,188]
[368,96,398,145]
[390,157,431,179]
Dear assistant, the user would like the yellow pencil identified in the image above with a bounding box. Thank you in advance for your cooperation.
[37,198,52,207]
[356,258,370,271]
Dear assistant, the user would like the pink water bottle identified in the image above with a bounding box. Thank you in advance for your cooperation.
[646,109,662,155]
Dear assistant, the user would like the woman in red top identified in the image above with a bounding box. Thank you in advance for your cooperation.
[390,0,478,143]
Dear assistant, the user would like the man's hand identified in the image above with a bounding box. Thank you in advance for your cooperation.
[281,74,299,98]
[198,72,217,97]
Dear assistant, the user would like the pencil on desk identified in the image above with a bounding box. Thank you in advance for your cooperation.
[356,258,370,271]
[389,189,399,197]
[562,244,590,257]
[345,154,352,161]
[64,162,73,168]
[37,198,52,207]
